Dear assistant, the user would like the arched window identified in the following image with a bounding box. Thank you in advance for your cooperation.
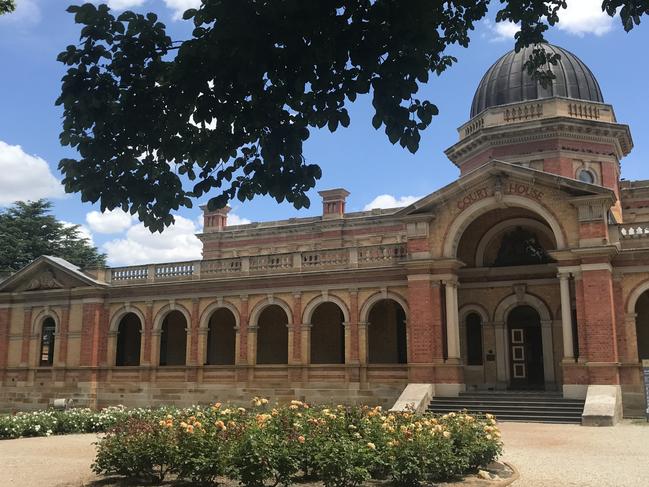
[368,299,407,364]
[39,317,56,366]
[577,169,595,184]
[206,308,236,365]
[465,313,483,366]
[256,305,289,364]
[310,302,345,364]
[160,311,187,366]
[116,313,142,366]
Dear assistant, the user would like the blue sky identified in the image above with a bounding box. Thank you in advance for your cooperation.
[1,0,648,266]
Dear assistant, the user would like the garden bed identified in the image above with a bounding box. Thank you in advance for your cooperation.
[1,400,503,487]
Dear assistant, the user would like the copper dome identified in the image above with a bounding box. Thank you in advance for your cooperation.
[470,43,604,118]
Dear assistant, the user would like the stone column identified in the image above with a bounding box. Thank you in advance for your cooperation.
[236,296,249,365]
[56,305,70,367]
[558,272,575,361]
[348,289,360,363]
[444,279,461,361]
[142,301,154,366]
[291,292,302,365]
[541,319,556,385]
[20,307,32,367]
[493,321,508,387]
[624,313,639,363]
[189,298,200,366]
[0,307,10,383]
[300,323,311,365]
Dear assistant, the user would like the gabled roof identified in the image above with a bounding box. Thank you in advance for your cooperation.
[396,159,615,217]
[0,255,107,293]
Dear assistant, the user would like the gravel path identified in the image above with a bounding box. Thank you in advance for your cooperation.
[0,421,648,486]
[0,433,100,487]
[499,420,649,486]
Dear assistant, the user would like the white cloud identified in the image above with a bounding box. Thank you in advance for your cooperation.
[86,208,135,234]
[163,0,201,20]
[486,1,615,40]
[556,0,615,37]
[105,0,148,9]
[0,140,64,205]
[103,214,202,266]
[489,20,520,41]
[227,213,251,226]
[363,194,421,211]
[0,0,41,25]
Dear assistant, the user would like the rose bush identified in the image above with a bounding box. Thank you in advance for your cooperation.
[2,399,503,486]
[89,399,502,486]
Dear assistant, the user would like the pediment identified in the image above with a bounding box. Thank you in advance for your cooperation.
[0,256,106,293]
[397,160,615,217]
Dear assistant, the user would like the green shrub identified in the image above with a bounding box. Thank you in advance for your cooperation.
[92,416,179,483]
[3,399,503,487]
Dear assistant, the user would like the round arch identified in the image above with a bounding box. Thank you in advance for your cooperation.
[359,291,409,324]
[199,300,241,330]
[493,291,555,386]
[459,303,490,325]
[459,303,489,367]
[109,305,146,332]
[443,194,567,258]
[626,280,649,314]
[153,303,192,331]
[302,294,350,324]
[493,292,552,324]
[474,217,557,267]
[32,308,60,334]
[249,297,294,327]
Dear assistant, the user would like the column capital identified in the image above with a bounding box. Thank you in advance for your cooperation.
[443,278,459,288]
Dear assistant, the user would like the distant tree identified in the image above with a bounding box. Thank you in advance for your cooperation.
[0,200,106,274]
[57,1,649,231]
[0,1,15,15]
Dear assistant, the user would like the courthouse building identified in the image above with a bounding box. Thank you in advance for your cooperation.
[1,44,649,416]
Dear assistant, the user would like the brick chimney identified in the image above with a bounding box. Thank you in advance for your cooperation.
[201,204,231,232]
[318,188,350,219]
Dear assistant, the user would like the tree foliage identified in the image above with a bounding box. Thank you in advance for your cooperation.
[57,0,649,231]
[0,0,15,16]
[0,200,106,274]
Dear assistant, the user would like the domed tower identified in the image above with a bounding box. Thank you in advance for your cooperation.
[445,43,633,220]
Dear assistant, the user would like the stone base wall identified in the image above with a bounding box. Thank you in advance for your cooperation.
[0,365,409,412]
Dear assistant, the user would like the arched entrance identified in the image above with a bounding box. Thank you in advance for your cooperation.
[256,304,289,364]
[206,308,236,365]
[634,291,649,360]
[310,302,345,364]
[367,299,407,364]
[507,305,544,389]
[116,313,142,366]
[159,310,187,366]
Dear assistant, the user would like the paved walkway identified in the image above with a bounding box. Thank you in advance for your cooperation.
[500,421,649,486]
[0,421,648,486]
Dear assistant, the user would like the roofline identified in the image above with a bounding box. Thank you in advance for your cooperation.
[0,256,107,292]
[395,159,615,216]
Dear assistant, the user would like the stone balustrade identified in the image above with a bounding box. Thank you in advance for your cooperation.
[107,243,407,284]
[619,224,649,239]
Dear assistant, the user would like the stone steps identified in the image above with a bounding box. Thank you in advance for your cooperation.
[428,391,585,424]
